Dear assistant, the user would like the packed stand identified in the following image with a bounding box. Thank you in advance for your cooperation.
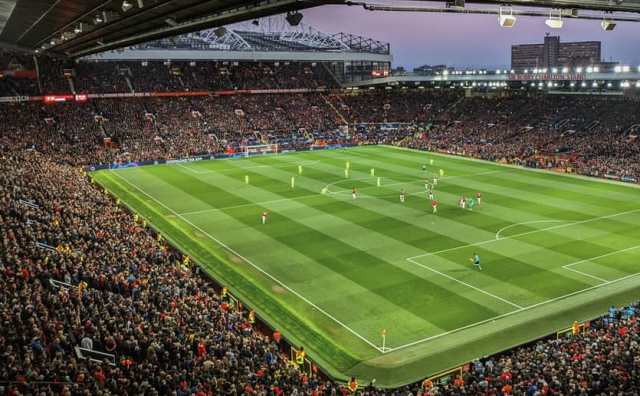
[3,146,640,395]
[1,49,338,95]
[394,94,640,181]
[3,79,640,394]
[0,148,342,395]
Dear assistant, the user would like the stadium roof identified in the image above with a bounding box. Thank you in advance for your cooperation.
[0,0,322,57]
[1,0,640,58]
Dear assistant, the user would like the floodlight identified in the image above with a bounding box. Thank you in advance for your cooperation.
[601,19,616,31]
[545,17,563,28]
[499,7,516,27]
[545,9,563,29]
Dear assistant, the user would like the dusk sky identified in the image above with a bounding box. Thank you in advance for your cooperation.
[292,2,640,70]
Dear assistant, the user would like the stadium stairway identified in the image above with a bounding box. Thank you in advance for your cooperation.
[321,93,349,125]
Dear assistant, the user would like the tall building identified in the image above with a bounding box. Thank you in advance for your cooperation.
[511,35,601,71]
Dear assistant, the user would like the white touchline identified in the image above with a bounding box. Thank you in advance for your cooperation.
[406,257,524,309]
[408,207,640,261]
[109,170,383,352]
[384,271,640,352]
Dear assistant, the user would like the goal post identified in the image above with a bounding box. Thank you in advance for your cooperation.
[241,143,279,157]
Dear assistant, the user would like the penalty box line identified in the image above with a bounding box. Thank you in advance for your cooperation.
[408,207,640,262]
[385,269,640,353]
[561,244,640,283]
[405,257,524,309]
[406,244,640,311]
[109,170,384,353]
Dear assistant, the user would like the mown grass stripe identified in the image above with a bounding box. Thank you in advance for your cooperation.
[157,167,509,335]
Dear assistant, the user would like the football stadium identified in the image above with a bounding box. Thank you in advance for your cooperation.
[3,0,640,394]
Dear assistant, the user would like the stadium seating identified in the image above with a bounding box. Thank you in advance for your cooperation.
[3,52,640,394]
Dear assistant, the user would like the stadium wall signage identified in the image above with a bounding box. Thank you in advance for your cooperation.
[509,73,585,81]
[86,144,357,171]
[0,88,328,105]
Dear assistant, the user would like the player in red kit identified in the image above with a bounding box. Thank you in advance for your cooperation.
[431,199,439,214]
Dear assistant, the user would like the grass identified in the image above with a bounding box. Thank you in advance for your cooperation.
[92,145,640,387]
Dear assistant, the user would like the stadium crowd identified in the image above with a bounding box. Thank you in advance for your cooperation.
[3,53,640,394]
[2,145,640,396]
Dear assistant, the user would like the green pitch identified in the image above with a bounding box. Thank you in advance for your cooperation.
[92,145,640,387]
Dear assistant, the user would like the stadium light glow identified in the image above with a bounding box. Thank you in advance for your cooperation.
[581,82,587,87]
[551,68,558,74]
[586,66,593,73]
[562,67,569,73]
[601,18,616,31]
[576,67,583,73]
[545,10,564,29]
[499,7,516,28]
[636,81,640,88]
[623,66,630,73]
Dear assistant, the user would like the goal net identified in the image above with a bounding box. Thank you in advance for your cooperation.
[241,144,279,157]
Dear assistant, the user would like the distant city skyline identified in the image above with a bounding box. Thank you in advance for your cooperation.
[297,2,640,70]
